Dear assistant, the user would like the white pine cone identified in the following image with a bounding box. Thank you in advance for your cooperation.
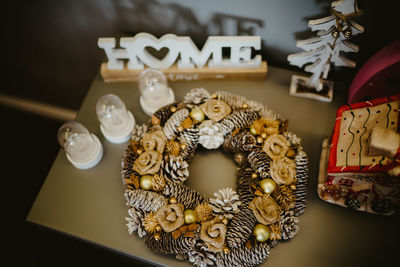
[188,241,217,267]
[198,120,224,149]
[163,155,189,183]
[131,124,148,142]
[183,88,211,105]
[163,108,190,140]
[280,210,299,240]
[126,207,147,238]
[210,188,242,219]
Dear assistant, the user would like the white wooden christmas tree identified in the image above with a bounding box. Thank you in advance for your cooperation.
[287,0,364,102]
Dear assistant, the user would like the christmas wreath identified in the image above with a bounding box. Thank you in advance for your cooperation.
[122,88,309,266]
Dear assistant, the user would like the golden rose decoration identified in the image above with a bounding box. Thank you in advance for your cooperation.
[141,130,166,153]
[200,218,227,252]
[201,99,231,122]
[155,203,185,232]
[252,118,280,136]
[249,194,281,225]
[133,151,162,175]
[270,157,296,185]
[262,134,290,159]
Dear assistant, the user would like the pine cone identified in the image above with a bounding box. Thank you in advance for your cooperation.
[125,189,167,212]
[183,88,211,105]
[280,210,299,240]
[269,223,282,241]
[144,231,196,255]
[163,181,207,210]
[163,155,189,183]
[210,188,242,219]
[219,110,258,136]
[293,149,308,216]
[216,242,270,267]
[126,207,147,238]
[272,185,296,211]
[131,124,148,142]
[152,102,178,126]
[178,127,200,162]
[223,129,256,153]
[152,172,166,192]
[225,204,257,248]
[283,131,302,148]
[121,145,139,183]
[188,240,217,267]
[163,108,190,140]
[194,203,214,223]
[236,164,257,204]
[248,149,272,178]
[214,91,248,110]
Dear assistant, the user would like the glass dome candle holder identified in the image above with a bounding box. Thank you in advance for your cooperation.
[96,94,135,144]
[57,121,103,169]
[138,68,175,116]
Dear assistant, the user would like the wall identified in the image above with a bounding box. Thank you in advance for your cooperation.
[2,0,398,110]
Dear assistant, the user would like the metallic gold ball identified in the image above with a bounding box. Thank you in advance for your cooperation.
[222,218,229,225]
[177,126,184,132]
[180,143,187,150]
[155,225,162,232]
[242,103,248,109]
[170,106,177,112]
[184,209,197,224]
[250,125,257,135]
[251,173,258,179]
[261,133,267,139]
[154,233,161,241]
[257,137,263,144]
[190,108,205,123]
[253,224,270,242]
[152,115,160,125]
[136,149,143,155]
[211,93,217,99]
[169,197,177,204]
[290,184,297,190]
[259,178,276,194]
[223,247,230,254]
[140,175,153,190]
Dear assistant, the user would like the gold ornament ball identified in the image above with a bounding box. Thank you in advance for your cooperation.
[261,133,267,139]
[253,224,270,242]
[170,106,177,112]
[259,178,276,194]
[169,197,177,204]
[242,103,248,109]
[222,218,229,225]
[190,108,205,123]
[250,125,257,135]
[184,209,197,224]
[177,126,184,132]
[154,233,161,241]
[251,173,258,179]
[223,247,230,254]
[211,93,217,99]
[140,175,153,190]
[155,225,162,232]
[257,136,263,144]
[136,149,143,155]
[290,184,297,190]
[180,143,187,150]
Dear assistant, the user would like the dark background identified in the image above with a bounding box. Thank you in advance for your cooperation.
[2,0,399,266]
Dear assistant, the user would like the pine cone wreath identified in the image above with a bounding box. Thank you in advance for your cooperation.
[163,155,189,183]
[125,189,167,212]
[209,188,242,219]
[216,242,270,267]
[126,207,147,238]
[280,210,299,240]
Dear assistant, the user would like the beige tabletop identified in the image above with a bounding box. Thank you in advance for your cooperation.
[27,66,399,267]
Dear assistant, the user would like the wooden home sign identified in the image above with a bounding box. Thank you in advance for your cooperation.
[98,33,267,82]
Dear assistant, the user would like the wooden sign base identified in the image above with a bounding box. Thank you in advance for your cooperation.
[100,61,268,82]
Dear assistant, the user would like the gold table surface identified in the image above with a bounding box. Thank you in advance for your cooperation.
[27,67,399,267]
